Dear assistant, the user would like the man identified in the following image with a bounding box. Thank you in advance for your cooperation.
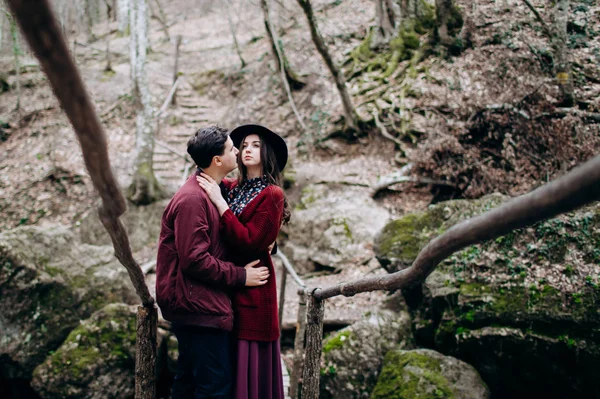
[155,125,270,398]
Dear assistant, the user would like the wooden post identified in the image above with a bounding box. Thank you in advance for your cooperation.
[290,289,307,399]
[301,289,324,399]
[278,265,287,331]
[135,304,157,399]
[171,34,181,106]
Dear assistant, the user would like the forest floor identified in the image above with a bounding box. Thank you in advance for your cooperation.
[1,0,599,343]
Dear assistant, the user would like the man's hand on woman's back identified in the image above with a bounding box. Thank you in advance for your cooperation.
[244,260,269,286]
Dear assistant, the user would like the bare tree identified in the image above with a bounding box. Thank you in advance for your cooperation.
[128,0,163,205]
[296,0,359,132]
[84,0,97,41]
[551,0,574,107]
[117,0,129,34]
[260,0,305,89]
[171,34,181,105]
[225,0,246,69]
[7,10,20,110]
[522,0,574,107]
[148,0,169,41]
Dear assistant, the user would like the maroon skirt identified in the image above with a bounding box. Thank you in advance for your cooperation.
[234,339,285,399]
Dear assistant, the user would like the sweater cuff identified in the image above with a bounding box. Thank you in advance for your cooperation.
[221,208,236,225]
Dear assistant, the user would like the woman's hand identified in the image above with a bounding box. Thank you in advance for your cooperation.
[196,173,229,215]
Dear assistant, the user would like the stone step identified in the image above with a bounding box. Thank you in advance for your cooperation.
[153,153,177,163]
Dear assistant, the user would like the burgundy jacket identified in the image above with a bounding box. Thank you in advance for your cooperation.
[221,180,284,342]
[155,173,246,331]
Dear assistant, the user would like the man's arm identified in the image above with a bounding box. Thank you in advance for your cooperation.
[174,194,246,288]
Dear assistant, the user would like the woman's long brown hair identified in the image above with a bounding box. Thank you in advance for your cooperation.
[237,133,291,224]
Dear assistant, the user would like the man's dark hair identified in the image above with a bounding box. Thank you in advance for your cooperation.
[187,126,229,168]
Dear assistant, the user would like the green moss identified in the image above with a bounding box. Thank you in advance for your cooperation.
[350,28,375,63]
[101,69,116,81]
[414,0,436,34]
[377,211,440,263]
[42,304,136,383]
[332,217,353,241]
[323,330,353,353]
[372,350,455,399]
[296,186,320,210]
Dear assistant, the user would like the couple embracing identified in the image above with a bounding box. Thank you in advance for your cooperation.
[155,124,289,398]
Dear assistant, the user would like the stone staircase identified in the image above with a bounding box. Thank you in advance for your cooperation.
[152,79,219,192]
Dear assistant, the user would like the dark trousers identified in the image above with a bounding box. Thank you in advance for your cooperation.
[171,325,232,399]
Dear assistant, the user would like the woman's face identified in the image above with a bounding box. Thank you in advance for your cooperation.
[241,134,261,168]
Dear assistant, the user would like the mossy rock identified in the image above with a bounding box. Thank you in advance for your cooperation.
[0,225,137,380]
[31,304,137,399]
[374,194,507,272]
[403,203,600,398]
[320,308,414,399]
[371,348,489,399]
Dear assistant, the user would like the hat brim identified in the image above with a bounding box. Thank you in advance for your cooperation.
[229,124,288,172]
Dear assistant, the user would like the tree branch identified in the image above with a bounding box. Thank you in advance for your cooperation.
[7,0,153,306]
[521,0,552,38]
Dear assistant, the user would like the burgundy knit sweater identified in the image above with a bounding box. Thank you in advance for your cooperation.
[221,180,284,342]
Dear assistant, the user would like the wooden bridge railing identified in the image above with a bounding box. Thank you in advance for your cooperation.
[296,154,600,399]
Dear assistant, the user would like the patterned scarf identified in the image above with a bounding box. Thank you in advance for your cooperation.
[227,176,269,216]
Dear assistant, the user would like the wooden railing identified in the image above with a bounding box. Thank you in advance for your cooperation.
[286,155,600,399]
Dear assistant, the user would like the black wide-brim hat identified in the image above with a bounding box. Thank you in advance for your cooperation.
[229,124,288,171]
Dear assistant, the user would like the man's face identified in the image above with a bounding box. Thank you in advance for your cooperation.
[214,136,239,173]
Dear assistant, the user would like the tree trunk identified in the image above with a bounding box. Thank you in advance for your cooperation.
[551,0,574,107]
[296,0,359,132]
[105,38,113,72]
[0,10,4,52]
[118,0,129,34]
[434,0,462,46]
[434,0,452,45]
[225,0,246,68]
[84,0,97,41]
[128,0,163,205]
[260,0,305,89]
[9,13,20,111]
[171,34,181,105]
[372,0,399,48]
[148,0,169,40]
[458,1,475,49]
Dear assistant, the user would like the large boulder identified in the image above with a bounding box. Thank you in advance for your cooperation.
[31,304,138,399]
[319,294,414,398]
[282,184,390,273]
[78,199,169,251]
[374,194,506,272]
[0,225,138,381]
[404,202,600,398]
[32,303,174,399]
[371,349,490,399]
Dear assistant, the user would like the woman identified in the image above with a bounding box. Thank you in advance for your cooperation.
[196,124,290,399]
